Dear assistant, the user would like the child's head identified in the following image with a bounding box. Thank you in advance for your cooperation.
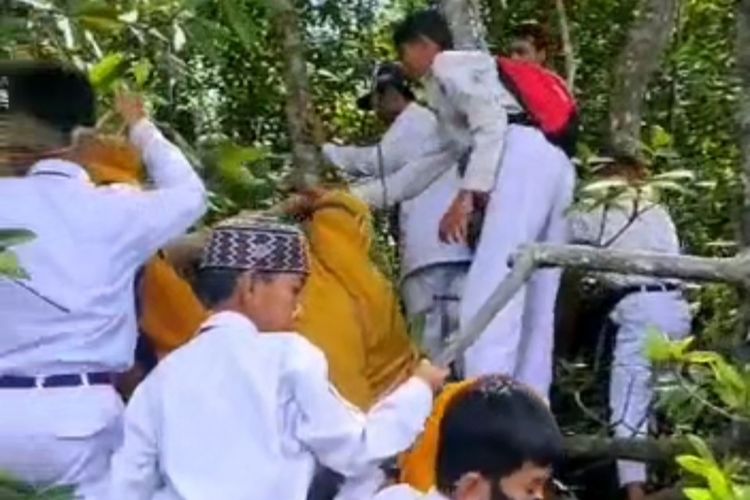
[393,9,453,79]
[357,63,416,125]
[509,22,550,65]
[196,217,309,331]
[435,376,563,500]
[1,60,96,147]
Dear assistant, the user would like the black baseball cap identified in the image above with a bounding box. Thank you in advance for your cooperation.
[356,62,415,111]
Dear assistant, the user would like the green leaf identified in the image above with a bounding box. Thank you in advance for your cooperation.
[132,59,152,87]
[651,124,674,150]
[0,250,29,280]
[688,435,717,462]
[682,488,713,500]
[88,53,127,91]
[173,23,187,52]
[677,455,715,477]
[0,229,35,250]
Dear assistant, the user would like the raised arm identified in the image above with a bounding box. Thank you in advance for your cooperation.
[351,146,457,209]
[109,94,207,264]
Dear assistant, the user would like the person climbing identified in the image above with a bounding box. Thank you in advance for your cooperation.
[375,376,564,500]
[0,61,206,497]
[109,217,448,500]
[568,154,692,500]
[354,10,576,399]
[323,62,472,361]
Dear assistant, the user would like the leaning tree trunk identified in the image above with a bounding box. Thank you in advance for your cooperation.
[272,0,325,188]
[440,0,488,51]
[609,0,680,157]
[737,0,750,341]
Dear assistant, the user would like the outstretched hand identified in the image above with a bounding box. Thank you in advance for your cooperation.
[277,186,328,218]
[115,91,147,127]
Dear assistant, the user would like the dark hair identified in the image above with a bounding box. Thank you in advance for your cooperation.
[393,9,454,51]
[1,60,96,137]
[511,21,550,52]
[435,377,564,494]
[195,268,280,309]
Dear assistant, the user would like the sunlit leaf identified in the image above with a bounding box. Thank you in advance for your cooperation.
[132,59,152,88]
[89,52,127,91]
[682,488,712,500]
[173,23,187,52]
[0,250,29,280]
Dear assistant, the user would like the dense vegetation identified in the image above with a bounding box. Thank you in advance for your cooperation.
[2,0,749,497]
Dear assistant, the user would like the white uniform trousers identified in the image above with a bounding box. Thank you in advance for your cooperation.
[402,263,469,361]
[460,125,575,399]
[0,384,123,499]
[609,290,691,486]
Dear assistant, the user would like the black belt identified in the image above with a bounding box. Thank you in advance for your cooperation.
[621,283,679,296]
[508,113,534,127]
[0,372,114,389]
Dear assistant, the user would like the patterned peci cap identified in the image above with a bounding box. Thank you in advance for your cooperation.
[200,215,310,275]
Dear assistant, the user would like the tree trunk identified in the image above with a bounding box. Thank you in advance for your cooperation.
[609,0,679,157]
[272,0,325,188]
[737,0,750,341]
[439,0,488,51]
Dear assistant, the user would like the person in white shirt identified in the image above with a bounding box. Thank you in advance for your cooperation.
[109,217,446,500]
[323,62,471,361]
[375,376,564,500]
[355,10,575,398]
[0,61,206,498]
[569,155,691,500]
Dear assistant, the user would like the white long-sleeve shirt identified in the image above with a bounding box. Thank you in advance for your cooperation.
[425,51,522,193]
[325,103,471,277]
[0,119,207,376]
[352,51,522,203]
[569,196,682,288]
[109,311,433,500]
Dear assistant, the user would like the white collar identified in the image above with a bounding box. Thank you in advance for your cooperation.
[200,310,260,335]
[28,159,91,183]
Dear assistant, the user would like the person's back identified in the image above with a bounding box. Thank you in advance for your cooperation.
[0,61,205,497]
[119,312,339,499]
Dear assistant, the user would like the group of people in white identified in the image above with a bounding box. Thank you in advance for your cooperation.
[0,8,690,500]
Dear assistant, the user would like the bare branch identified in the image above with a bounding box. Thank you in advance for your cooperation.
[439,243,750,367]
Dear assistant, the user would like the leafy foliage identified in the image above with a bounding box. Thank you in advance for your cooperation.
[0,229,35,279]
[0,472,73,500]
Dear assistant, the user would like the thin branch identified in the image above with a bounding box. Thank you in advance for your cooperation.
[554,0,576,91]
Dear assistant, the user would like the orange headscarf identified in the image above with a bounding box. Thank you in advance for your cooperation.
[398,379,476,492]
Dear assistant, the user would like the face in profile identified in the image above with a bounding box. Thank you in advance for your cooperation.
[398,39,437,79]
[453,462,551,500]
[239,272,306,331]
[509,38,546,65]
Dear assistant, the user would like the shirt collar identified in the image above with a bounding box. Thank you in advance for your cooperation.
[200,310,260,335]
[28,159,92,183]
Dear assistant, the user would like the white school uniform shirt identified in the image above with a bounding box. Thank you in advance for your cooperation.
[109,311,433,500]
[0,120,206,377]
[323,102,471,278]
[569,196,682,288]
[353,51,523,205]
